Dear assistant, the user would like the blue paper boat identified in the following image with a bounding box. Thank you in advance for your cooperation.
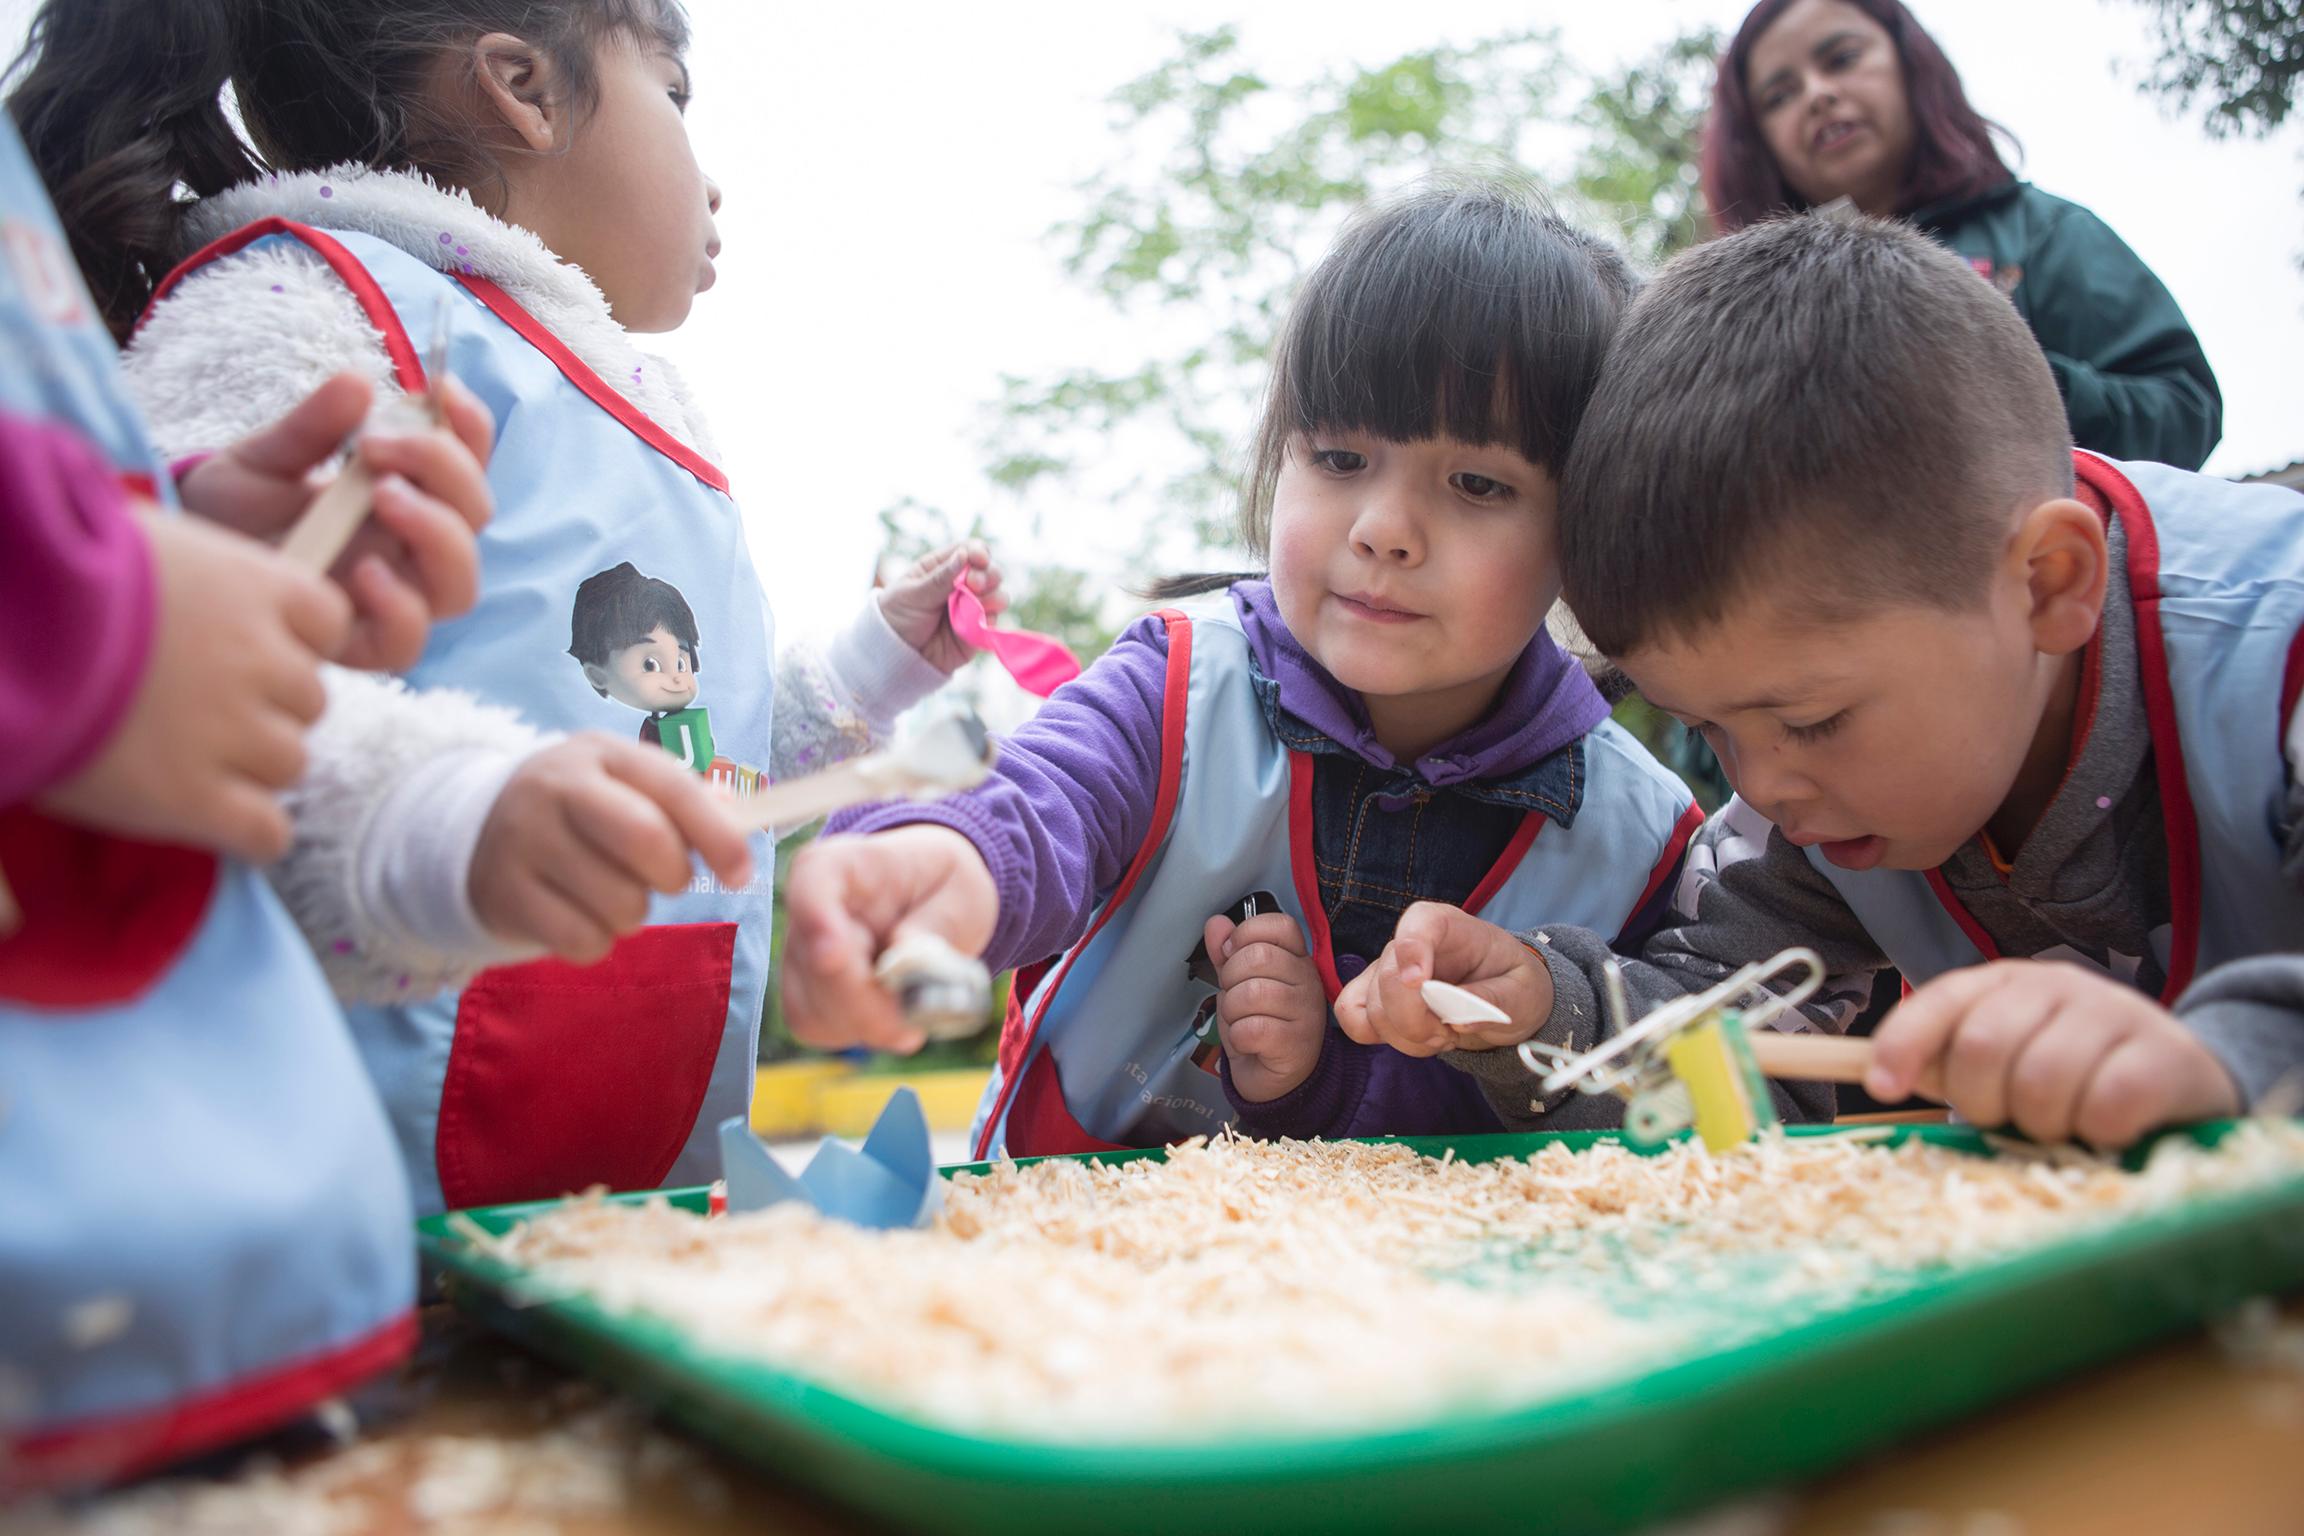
[717,1086,943,1230]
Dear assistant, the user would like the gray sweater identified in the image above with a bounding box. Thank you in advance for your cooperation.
[1449,520,2304,1129]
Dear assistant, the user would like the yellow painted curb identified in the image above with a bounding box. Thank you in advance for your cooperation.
[750,1060,855,1138]
[818,1068,991,1137]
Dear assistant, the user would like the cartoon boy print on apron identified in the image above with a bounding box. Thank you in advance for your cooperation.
[569,561,762,797]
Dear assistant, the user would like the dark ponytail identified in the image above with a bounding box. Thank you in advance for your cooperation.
[6,0,691,342]
[6,0,258,340]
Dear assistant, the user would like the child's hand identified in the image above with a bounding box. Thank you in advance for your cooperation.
[878,540,1007,674]
[1203,910,1327,1102]
[37,512,350,864]
[468,734,755,965]
[779,826,999,1053]
[1868,960,2240,1149]
[178,371,496,672]
[1335,902,1553,1057]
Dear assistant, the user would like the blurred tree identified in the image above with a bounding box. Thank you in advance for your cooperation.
[2129,0,2304,138]
[980,23,1721,569]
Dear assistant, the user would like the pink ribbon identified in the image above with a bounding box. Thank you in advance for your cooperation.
[947,570,1081,698]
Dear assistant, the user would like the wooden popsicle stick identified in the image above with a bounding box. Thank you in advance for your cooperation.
[277,462,380,571]
[1746,1030,1877,1083]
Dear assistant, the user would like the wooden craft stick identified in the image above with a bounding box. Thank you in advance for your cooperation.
[1746,1030,1877,1084]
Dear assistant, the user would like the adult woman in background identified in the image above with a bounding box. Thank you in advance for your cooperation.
[1703,0,2221,470]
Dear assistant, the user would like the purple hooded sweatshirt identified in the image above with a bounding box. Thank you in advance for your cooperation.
[829,580,1617,1138]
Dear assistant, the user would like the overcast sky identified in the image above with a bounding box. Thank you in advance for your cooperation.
[8,0,2299,644]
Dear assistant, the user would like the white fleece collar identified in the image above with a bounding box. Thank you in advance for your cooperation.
[181,165,715,456]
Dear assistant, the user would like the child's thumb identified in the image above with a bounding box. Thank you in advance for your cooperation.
[235,372,374,477]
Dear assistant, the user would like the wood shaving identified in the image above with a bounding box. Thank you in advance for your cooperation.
[11,1401,712,1536]
[472,1122,2304,1443]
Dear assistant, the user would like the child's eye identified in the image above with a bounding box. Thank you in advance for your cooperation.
[1451,471,1513,502]
[670,89,692,113]
[643,658,661,673]
[1782,711,1848,745]
[1309,448,1366,475]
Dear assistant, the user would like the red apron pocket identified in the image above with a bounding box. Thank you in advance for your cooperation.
[1005,1050,1128,1158]
[436,922,736,1211]
[0,808,217,1008]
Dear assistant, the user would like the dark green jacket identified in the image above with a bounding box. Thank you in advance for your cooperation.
[1908,180,2222,470]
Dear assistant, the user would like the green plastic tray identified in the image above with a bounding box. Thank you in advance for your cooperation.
[418,1123,2304,1535]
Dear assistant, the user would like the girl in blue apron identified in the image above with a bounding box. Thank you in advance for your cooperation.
[783,183,1703,1159]
[16,0,996,1217]
[0,117,419,1495]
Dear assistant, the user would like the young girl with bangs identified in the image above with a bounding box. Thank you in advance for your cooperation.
[777,181,1704,1160]
[1702,0,2220,470]
[11,0,1003,1217]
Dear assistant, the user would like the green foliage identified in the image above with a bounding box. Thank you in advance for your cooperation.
[2131,0,2304,138]
[980,24,1722,570]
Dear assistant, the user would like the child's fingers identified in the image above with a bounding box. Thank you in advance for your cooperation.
[1866,963,2009,1101]
[368,476,481,616]
[359,430,492,539]
[2073,1036,2178,1151]
[1938,976,2058,1130]
[1230,912,1307,956]
[2001,1006,2112,1144]
[208,778,296,866]
[563,773,695,896]
[779,846,915,1051]
[277,563,356,660]
[229,372,374,478]
[602,746,754,890]
[1333,972,1379,1045]
[1368,951,1449,1056]
[340,554,431,672]
[1217,940,1311,993]
[512,869,620,965]
[227,713,311,794]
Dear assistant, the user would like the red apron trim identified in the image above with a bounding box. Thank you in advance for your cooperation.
[2282,622,2304,739]
[116,471,159,503]
[1286,752,1348,1002]
[436,922,737,1209]
[144,219,426,393]
[1615,800,1705,946]
[2079,451,2201,999]
[1462,812,1546,918]
[3,1309,416,1497]
[1922,867,2003,963]
[0,809,218,1008]
[452,273,731,496]
[976,610,1195,1160]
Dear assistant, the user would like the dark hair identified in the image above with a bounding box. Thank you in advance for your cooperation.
[1148,177,1637,601]
[6,0,689,339]
[1557,211,2072,657]
[569,561,701,692]
[1701,0,2014,234]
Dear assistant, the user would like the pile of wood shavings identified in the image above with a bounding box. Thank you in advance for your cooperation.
[12,1399,721,1536]
[477,1122,2304,1441]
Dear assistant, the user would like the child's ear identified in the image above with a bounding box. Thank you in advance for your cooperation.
[471,32,560,154]
[581,661,613,697]
[2012,497,2108,658]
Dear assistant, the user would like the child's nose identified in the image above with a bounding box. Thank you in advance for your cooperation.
[1349,498,1423,564]
[705,176,724,216]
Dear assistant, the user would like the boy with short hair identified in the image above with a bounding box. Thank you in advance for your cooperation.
[1336,211,2304,1149]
